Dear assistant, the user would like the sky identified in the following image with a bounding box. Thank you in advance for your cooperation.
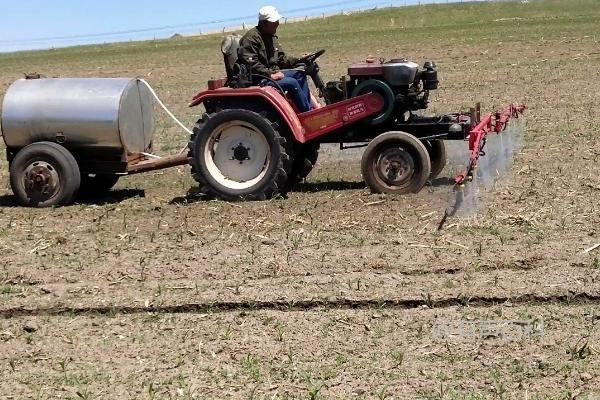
[0,0,447,53]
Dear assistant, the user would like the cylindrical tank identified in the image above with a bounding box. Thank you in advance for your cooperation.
[1,78,154,154]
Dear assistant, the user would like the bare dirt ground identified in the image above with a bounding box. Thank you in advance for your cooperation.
[1,1,599,399]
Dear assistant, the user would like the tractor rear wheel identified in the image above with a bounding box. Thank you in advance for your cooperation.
[361,131,431,194]
[423,140,447,179]
[289,142,320,185]
[9,142,81,207]
[188,109,290,200]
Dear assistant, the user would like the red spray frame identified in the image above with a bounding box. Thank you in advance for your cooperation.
[438,103,527,230]
[455,103,527,186]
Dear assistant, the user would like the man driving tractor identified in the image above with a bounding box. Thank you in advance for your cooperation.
[238,5,321,112]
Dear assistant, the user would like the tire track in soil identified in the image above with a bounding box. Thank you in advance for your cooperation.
[2,263,597,315]
[0,255,551,287]
[2,291,599,319]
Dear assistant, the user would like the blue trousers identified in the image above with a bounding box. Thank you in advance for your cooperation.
[277,70,311,113]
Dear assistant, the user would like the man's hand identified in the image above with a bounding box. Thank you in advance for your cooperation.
[271,71,285,81]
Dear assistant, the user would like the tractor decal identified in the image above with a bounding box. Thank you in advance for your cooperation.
[345,102,367,120]
[303,109,340,131]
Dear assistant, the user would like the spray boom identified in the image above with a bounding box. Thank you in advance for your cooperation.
[455,103,527,186]
[438,103,527,230]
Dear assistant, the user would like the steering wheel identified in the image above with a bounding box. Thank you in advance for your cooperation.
[296,49,326,65]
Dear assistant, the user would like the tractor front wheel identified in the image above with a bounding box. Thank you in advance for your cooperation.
[188,109,290,200]
[361,132,431,194]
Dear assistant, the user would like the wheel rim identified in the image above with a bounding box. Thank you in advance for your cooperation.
[21,160,61,202]
[374,147,415,190]
[204,121,271,190]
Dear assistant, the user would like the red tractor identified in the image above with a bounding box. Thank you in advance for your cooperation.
[187,39,524,201]
[1,39,523,208]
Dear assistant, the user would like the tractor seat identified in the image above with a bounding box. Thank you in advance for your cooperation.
[203,35,243,91]
[221,34,243,84]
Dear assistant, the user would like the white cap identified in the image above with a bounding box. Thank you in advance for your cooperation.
[258,5,283,23]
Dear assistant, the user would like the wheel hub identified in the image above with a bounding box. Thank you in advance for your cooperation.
[24,162,59,197]
[232,143,251,163]
[205,121,271,189]
[377,148,414,186]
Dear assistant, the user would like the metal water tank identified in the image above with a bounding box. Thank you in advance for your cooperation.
[1,78,154,154]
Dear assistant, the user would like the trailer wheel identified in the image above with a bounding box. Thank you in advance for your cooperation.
[423,140,447,179]
[289,143,320,186]
[9,142,81,207]
[188,109,290,200]
[80,174,120,194]
[361,132,431,194]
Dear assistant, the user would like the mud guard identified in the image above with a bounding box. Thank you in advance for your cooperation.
[189,86,385,144]
[189,86,307,143]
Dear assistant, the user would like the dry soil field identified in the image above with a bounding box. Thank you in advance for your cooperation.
[0,1,599,399]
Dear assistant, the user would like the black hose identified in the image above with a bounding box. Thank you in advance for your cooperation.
[438,185,465,230]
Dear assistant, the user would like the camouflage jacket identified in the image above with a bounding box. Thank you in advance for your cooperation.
[237,26,298,78]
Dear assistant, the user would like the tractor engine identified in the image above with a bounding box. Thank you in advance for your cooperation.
[325,58,439,124]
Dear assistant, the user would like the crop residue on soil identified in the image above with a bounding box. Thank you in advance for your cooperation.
[1,0,600,398]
